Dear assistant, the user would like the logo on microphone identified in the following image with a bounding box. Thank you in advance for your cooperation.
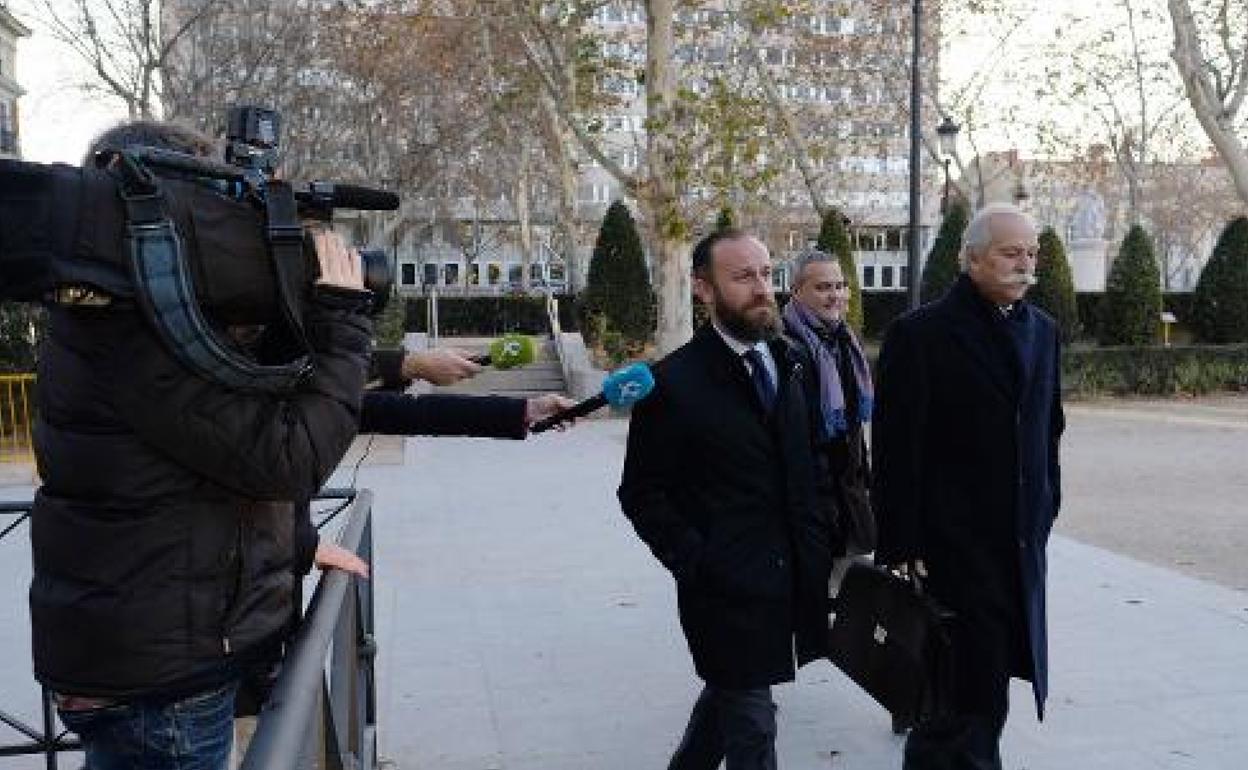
[619,381,646,400]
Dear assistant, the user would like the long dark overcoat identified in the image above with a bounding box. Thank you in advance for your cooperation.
[618,324,833,689]
[871,274,1064,717]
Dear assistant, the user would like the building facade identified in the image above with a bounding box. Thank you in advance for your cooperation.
[0,4,30,159]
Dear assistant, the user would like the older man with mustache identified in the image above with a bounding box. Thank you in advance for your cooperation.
[871,204,1065,770]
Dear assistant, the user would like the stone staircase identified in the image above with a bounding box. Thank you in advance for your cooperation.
[430,336,568,398]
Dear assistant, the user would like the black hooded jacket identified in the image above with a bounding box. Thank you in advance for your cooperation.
[28,289,372,700]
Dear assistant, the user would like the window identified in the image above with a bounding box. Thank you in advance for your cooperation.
[508,264,523,285]
[443,263,460,286]
[467,263,481,285]
[587,183,612,204]
[530,263,545,281]
[423,263,438,286]
[862,266,876,287]
[899,266,909,288]
[882,266,895,287]
[401,263,417,286]
[487,263,502,286]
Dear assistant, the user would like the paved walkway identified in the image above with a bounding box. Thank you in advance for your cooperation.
[1,402,1245,769]
[335,417,1247,770]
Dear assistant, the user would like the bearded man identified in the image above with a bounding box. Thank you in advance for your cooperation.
[618,229,834,770]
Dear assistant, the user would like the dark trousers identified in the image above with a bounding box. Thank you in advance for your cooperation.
[902,703,1009,770]
[668,684,776,770]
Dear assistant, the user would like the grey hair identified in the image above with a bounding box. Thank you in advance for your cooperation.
[790,248,839,288]
[959,204,1036,270]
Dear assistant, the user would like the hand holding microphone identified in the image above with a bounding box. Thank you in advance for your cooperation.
[530,362,656,433]
[467,334,537,369]
[400,335,537,386]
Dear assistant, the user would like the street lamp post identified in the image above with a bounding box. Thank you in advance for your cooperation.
[936,116,960,214]
[907,0,923,310]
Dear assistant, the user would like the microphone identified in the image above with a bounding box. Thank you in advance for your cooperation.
[530,362,655,433]
[301,182,400,211]
[468,334,537,369]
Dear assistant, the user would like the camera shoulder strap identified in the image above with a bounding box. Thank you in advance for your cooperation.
[262,179,315,357]
[114,150,313,392]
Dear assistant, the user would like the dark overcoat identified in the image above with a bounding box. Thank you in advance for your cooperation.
[871,274,1064,717]
[618,325,833,689]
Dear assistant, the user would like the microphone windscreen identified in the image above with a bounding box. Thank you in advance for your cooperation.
[329,183,400,211]
[488,334,535,369]
[602,362,655,407]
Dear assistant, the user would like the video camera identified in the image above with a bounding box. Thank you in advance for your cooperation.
[0,105,400,391]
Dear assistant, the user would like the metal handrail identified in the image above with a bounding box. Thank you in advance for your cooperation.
[2,489,377,770]
[241,489,377,770]
[0,500,82,769]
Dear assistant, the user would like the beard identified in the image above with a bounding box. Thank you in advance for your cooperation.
[714,289,781,342]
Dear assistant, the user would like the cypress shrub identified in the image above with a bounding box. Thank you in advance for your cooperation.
[582,201,656,345]
[920,200,969,304]
[1031,228,1080,343]
[1099,225,1162,346]
[1192,216,1248,343]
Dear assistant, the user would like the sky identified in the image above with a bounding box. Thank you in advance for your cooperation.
[10,0,1168,166]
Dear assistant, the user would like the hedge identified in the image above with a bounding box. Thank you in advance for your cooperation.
[1077,293,1197,343]
[1061,344,1248,398]
[403,295,581,336]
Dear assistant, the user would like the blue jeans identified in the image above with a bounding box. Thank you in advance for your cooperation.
[58,682,238,770]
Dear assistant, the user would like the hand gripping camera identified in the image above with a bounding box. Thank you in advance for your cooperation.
[0,105,399,392]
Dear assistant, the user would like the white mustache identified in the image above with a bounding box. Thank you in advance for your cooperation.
[1001,274,1037,286]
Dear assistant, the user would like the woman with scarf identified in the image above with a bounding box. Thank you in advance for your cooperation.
[782,250,876,560]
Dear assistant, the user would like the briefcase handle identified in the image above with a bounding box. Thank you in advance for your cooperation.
[885,560,928,596]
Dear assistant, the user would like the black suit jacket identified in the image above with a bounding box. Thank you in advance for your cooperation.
[872,274,1064,717]
[618,324,831,689]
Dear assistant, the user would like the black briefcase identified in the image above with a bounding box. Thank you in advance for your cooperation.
[827,562,955,726]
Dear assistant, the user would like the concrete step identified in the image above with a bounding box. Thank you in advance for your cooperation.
[431,336,559,363]
[430,337,567,397]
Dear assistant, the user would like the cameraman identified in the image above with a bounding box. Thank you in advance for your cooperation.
[27,120,374,770]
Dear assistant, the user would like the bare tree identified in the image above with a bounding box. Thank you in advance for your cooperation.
[1036,0,1194,224]
[1169,0,1248,207]
[36,0,226,118]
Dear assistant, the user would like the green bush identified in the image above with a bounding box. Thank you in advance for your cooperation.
[715,206,737,232]
[1062,344,1248,397]
[1031,228,1080,343]
[862,292,909,340]
[583,201,656,345]
[815,208,864,331]
[920,200,968,304]
[1099,225,1162,346]
[0,302,43,373]
[1077,292,1195,343]
[1192,216,1248,343]
[404,295,580,336]
[372,292,407,347]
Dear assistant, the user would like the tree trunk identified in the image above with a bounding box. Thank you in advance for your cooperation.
[644,0,692,354]
[1169,0,1248,207]
[652,222,693,355]
[515,138,535,292]
[540,68,584,291]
